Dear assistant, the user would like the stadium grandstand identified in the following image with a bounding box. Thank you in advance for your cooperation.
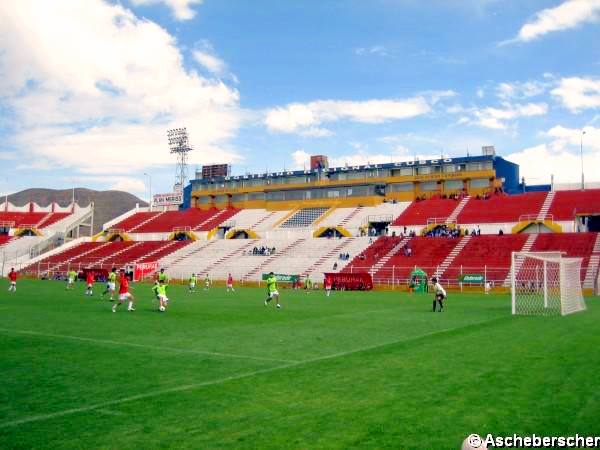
[0,200,93,276]
[11,149,600,293]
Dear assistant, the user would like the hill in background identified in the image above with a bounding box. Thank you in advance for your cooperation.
[6,188,148,234]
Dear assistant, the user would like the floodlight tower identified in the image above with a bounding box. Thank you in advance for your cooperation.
[167,127,193,190]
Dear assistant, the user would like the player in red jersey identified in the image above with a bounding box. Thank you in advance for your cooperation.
[8,268,17,292]
[85,271,94,296]
[324,275,332,297]
[112,270,135,312]
[226,273,235,292]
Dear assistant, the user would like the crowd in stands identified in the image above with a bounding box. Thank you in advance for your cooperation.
[425,224,461,238]
[339,253,351,261]
[250,246,276,256]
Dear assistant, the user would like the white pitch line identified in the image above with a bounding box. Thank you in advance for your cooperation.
[0,328,297,364]
[0,316,508,429]
[96,409,125,417]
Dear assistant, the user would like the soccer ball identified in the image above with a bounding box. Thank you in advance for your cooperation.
[159,306,165,312]
[462,435,487,450]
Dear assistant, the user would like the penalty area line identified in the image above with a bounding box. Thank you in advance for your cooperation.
[0,328,298,364]
[0,315,508,429]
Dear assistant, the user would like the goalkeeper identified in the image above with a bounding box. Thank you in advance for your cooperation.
[431,277,446,312]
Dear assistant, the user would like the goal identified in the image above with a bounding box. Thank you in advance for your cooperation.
[511,251,586,316]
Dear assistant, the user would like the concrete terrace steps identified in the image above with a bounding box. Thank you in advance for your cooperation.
[446,196,470,223]
[35,212,54,228]
[199,240,256,278]
[339,207,363,227]
[371,237,411,273]
[242,238,306,280]
[251,211,277,229]
[192,209,228,231]
[503,233,538,286]
[583,233,600,288]
[95,242,144,266]
[49,242,112,271]
[128,211,166,232]
[133,241,180,264]
[537,191,556,221]
[302,238,355,277]
[434,235,472,279]
[163,240,217,268]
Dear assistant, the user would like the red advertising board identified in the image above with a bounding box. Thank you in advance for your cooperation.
[324,272,373,291]
[134,261,158,281]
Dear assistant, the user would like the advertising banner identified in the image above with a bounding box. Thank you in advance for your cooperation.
[134,261,158,281]
[261,273,299,282]
[458,274,485,283]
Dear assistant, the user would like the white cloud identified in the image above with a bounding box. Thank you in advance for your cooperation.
[355,45,389,57]
[193,50,226,75]
[551,77,600,112]
[0,0,242,184]
[467,102,548,130]
[507,125,600,184]
[130,0,203,21]
[496,80,547,100]
[291,150,311,169]
[506,143,600,184]
[265,96,434,135]
[110,177,147,193]
[476,88,485,99]
[509,0,600,43]
[191,39,234,80]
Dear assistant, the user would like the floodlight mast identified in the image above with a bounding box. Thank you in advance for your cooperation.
[167,127,193,190]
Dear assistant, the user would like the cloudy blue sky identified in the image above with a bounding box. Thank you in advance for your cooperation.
[0,0,599,200]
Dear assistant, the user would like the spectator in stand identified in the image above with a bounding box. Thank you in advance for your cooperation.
[333,262,338,270]
[498,229,504,235]
[406,246,412,257]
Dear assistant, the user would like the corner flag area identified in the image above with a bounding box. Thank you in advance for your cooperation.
[1,280,599,449]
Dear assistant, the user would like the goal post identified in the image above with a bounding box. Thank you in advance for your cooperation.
[511,251,586,316]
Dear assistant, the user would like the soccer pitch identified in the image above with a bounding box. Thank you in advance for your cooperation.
[1,281,599,449]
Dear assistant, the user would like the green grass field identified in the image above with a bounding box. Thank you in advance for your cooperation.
[1,280,599,449]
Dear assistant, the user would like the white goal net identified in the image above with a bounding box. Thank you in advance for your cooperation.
[511,252,586,316]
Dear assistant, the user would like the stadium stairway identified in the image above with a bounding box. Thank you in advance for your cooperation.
[439,235,528,284]
[93,242,142,266]
[339,207,363,227]
[458,192,547,225]
[199,240,256,278]
[192,209,230,231]
[445,196,470,223]
[0,235,13,247]
[301,237,358,278]
[45,242,112,272]
[530,233,597,284]
[433,235,472,279]
[369,236,411,274]
[548,189,600,220]
[127,211,166,232]
[502,233,538,286]
[242,238,307,280]
[583,233,600,288]
[250,211,278,229]
[393,199,459,226]
[373,237,459,283]
[161,240,217,270]
[135,240,186,264]
[536,191,555,221]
